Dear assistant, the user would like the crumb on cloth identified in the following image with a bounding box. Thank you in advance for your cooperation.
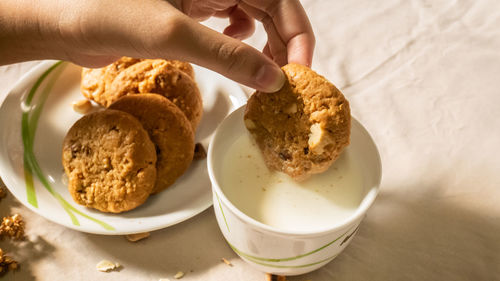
[221,257,233,266]
[0,248,19,275]
[265,273,288,281]
[125,232,150,242]
[0,214,25,240]
[96,260,121,272]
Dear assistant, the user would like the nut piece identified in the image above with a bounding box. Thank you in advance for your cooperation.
[244,119,257,129]
[284,103,297,114]
[0,214,25,240]
[174,271,185,279]
[72,99,93,114]
[265,273,287,281]
[307,123,329,154]
[96,260,120,272]
[125,232,150,242]
[193,143,207,160]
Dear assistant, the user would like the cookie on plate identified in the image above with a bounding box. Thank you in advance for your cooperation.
[108,59,203,130]
[167,60,195,79]
[62,109,157,213]
[81,57,142,105]
[244,63,351,181]
[109,94,195,194]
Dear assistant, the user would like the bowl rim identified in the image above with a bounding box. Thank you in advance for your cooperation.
[207,105,382,237]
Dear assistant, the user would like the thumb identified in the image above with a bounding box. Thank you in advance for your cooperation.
[154,16,285,93]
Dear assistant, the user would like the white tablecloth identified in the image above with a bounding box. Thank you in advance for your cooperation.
[1,0,499,280]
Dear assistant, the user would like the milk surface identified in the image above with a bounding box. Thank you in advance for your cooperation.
[221,133,364,232]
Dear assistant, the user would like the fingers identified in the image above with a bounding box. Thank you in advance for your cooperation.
[239,3,287,66]
[155,15,284,92]
[222,6,255,40]
[241,0,315,67]
[262,42,272,59]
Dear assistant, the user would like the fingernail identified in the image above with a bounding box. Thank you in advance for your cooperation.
[255,65,285,93]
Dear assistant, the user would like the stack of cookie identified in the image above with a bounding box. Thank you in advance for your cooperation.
[62,57,202,213]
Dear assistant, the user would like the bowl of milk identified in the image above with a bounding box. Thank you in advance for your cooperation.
[208,105,381,276]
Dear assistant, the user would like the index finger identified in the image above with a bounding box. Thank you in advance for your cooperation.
[243,0,315,66]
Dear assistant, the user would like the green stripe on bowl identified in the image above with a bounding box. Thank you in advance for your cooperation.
[226,225,353,263]
[216,193,230,233]
[21,61,114,231]
[242,252,338,269]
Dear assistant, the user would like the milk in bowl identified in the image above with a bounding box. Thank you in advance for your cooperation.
[220,131,364,232]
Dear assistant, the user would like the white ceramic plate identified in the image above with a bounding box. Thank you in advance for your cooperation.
[0,60,247,235]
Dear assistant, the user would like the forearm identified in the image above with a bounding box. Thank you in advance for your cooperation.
[0,0,63,65]
[0,0,293,92]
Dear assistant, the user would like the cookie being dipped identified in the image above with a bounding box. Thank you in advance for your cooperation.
[62,110,157,213]
[244,63,351,181]
[109,94,195,194]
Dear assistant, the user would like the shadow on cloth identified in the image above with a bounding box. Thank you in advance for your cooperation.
[83,207,235,279]
[289,185,500,281]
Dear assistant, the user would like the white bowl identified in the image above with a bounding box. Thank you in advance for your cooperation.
[208,105,382,275]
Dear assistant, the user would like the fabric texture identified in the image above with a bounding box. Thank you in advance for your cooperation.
[0,0,499,280]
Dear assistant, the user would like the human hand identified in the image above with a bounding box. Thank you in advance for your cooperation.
[0,0,315,92]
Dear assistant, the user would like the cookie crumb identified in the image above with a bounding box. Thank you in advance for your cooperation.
[0,248,19,275]
[0,214,25,240]
[193,143,207,160]
[221,257,233,267]
[174,271,184,279]
[96,260,120,272]
[0,186,6,201]
[72,99,93,114]
[265,273,287,281]
[125,232,150,242]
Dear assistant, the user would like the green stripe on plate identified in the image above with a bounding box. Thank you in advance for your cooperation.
[21,61,115,231]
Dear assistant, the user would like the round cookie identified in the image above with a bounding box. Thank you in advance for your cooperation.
[244,63,351,181]
[81,58,194,108]
[168,60,195,79]
[107,59,203,130]
[62,109,157,213]
[109,94,195,194]
[81,57,142,105]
